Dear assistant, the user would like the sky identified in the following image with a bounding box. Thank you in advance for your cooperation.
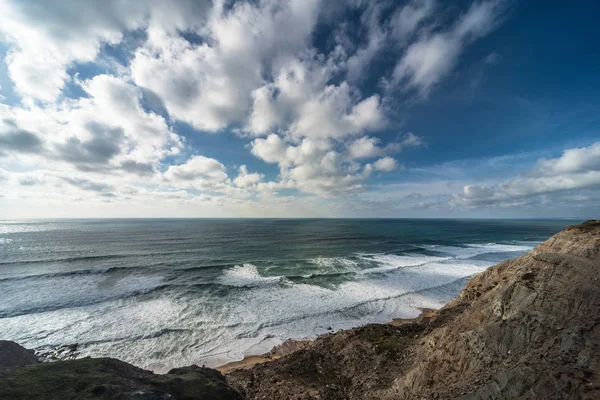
[0,0,599,219]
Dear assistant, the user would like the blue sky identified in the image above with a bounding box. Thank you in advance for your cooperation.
[0,0,599,218]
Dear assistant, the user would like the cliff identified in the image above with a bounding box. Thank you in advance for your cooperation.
[227,220,600,399]
[1,221,599,399]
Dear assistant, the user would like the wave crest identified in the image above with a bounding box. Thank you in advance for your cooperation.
[219,264,283,288]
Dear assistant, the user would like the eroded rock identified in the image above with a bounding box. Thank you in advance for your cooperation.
[228,221,600,399]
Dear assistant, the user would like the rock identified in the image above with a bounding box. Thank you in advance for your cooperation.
[0,357,244,400]
[36,343,80,362]
[227,220,600,399]
[0,341,40,369]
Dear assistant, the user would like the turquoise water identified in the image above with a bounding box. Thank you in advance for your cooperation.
[0,219,578,372]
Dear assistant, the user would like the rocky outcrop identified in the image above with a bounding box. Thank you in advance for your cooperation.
[0,357,244,399]
[1,221,599,399]
[0,341,40,369]
[227,220,600,399]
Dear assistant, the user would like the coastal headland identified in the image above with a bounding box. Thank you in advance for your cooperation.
[1,221,599,399]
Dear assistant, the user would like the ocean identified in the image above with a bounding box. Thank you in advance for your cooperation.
[0,218,578,373]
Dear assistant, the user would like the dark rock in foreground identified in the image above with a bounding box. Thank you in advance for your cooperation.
[0,357,243,400]
[0,341,40,369]
[1,221,599,399]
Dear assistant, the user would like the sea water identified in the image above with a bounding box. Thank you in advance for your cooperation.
[0,218,578,372]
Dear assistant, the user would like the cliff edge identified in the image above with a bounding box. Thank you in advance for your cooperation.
[227,220,600,399]
[1,221,599,399]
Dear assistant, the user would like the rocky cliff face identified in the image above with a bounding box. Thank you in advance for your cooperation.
[227,220,600,399]
[1,221,599,399]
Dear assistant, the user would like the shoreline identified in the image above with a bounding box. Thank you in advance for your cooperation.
[3,221,597,399]
[216,307,437,374]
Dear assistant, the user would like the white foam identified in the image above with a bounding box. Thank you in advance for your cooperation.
[0,237,12,244]
[357,254,448,274]
[467,243,535,252]
[219,264,282,287]
[0,256,493,374]
[0,243,529,374]
[0,272,165,318]
[425,243,535,259]
[308,257,359,269]
[199,258,491,367]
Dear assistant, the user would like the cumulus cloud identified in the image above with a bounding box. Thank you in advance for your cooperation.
[250,134,388,195]
[245,51,386,139]
[0,0,524,217]
[234,165,264,189]
[243,47,396,195]
[0,0,213,102]
[536,142,600,175]
[347,132,423,159]
[0,119,43,155]
[0,74,181,174]
[250,134,289,164]
[404,192,424,199]
[373,156,399,172]
[453,141,600,207]
[164,156,227,183]
[54,124,125,166]
[62,177,114,193]
[131,0,321,132]
[0,0,140,101]
[347,136,386,159]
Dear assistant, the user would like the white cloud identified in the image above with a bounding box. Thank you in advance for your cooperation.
[164,155,227,182]
[234,165,264,188]
[0,0,141,101]
[373,156,399,172]
[537,142,600,175]
[250,134,289,164]
[347,132,423,159]
[0,0,213,102]
[390,0,435,45]
[247,73,395,193]
[454,141,600,207]
[343,0,436,82]
[0,0,536,218]
[243,49,393,195]
[131,0,321,132]
[391,0,503,94]
[462,184,494,199]
[163,155,230,192]
[245,52,385,139]
[347,136,384,159]
[345,2,387,82]
[290,89,385,140]
[250,133,398,196]
[0,74,181,176]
